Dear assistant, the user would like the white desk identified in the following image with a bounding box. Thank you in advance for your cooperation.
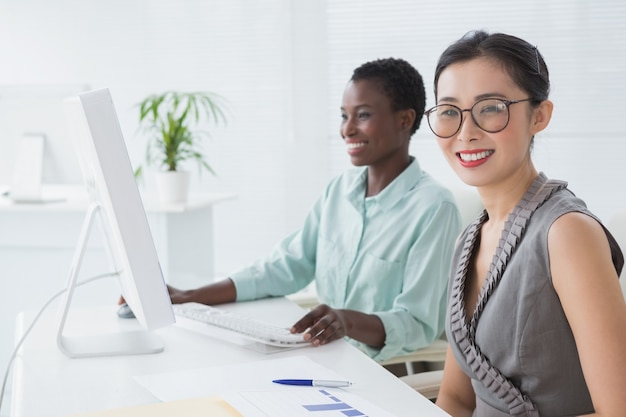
[10,298,449,417]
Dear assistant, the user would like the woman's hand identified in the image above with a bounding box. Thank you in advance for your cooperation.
[290,304,349,346]
[167,285,190,304]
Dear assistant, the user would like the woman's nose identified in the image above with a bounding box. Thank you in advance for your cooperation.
[456,112,480,142]
[341,118,356,138]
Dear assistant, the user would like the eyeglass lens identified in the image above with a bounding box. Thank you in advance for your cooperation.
[427,98,512,138]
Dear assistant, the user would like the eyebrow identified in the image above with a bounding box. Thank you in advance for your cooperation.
[438,92,509,104]
[340,104,373,111]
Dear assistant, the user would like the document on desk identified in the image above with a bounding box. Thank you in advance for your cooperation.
[135,355,401,417]
[61,396,243,416]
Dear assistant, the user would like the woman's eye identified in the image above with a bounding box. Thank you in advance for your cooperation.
[340,113,347,121]
[479,102,506,115]
[357,112,371,120]
[440,108,459,118]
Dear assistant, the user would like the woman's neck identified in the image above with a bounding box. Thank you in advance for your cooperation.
[366,155,412,197]
[479,167,538,225]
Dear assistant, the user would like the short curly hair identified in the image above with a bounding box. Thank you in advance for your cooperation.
[351,58,426,135]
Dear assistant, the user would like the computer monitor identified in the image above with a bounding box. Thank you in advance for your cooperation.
[58,88,175,358]
[0,84,89,201]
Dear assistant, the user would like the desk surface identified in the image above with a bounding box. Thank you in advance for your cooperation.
[0,184,236,213]
[11,298,448,417]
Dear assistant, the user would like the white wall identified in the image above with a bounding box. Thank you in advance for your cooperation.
[0,0,332,279]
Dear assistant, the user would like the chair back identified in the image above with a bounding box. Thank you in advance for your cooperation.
[446,183,484,228]
[607,209,626,298]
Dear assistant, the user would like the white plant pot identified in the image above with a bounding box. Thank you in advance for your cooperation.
[154,170,190,203]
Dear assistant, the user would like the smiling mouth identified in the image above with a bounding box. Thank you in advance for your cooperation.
[347,142,366,150]
[458,150,494,162]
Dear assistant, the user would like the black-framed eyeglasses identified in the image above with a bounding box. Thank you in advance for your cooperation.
[425,98,534,139]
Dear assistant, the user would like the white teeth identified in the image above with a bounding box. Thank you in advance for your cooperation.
[459,150,494,162]
[347,142,365,149]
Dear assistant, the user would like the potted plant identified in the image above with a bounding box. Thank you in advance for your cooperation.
[136,90,229,203]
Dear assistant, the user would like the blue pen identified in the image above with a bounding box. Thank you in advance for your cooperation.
[272,379,352,388]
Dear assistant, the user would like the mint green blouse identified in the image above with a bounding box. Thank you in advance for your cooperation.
[230,158,461,361]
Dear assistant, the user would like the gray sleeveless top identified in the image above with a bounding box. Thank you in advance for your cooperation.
[446,173,624,417]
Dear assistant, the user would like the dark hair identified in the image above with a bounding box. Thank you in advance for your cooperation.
[433,30,550,106]
[351,58,426,135]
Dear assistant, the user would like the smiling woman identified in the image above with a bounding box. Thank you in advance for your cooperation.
[431,30,626,417]
[339,59,423,194]
[166,58,462,363]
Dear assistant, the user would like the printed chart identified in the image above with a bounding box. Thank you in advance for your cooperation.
[239,388,399,417]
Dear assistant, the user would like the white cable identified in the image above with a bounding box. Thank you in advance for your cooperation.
[0,271,119,415]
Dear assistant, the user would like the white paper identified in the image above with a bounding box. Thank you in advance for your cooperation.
[134,355,347,402]
[135,356,400,417]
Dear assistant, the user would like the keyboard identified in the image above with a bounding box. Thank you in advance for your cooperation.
[172,302,309,348]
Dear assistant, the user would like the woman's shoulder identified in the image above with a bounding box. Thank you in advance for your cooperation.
[541,188,623,274]
[533,185,591,224]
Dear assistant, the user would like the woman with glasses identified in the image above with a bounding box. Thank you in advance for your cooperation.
[430,30,626,416]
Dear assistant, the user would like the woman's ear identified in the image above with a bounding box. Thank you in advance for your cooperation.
[399,108,416,132]
[530,99,554,136]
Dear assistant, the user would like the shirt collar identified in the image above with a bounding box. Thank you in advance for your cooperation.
[347,156,423,212]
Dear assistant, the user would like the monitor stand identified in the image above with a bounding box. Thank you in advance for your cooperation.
[56,202,165,358]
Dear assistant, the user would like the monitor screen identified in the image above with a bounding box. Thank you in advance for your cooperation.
[0,84,89,186]
[59,88,175,357]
